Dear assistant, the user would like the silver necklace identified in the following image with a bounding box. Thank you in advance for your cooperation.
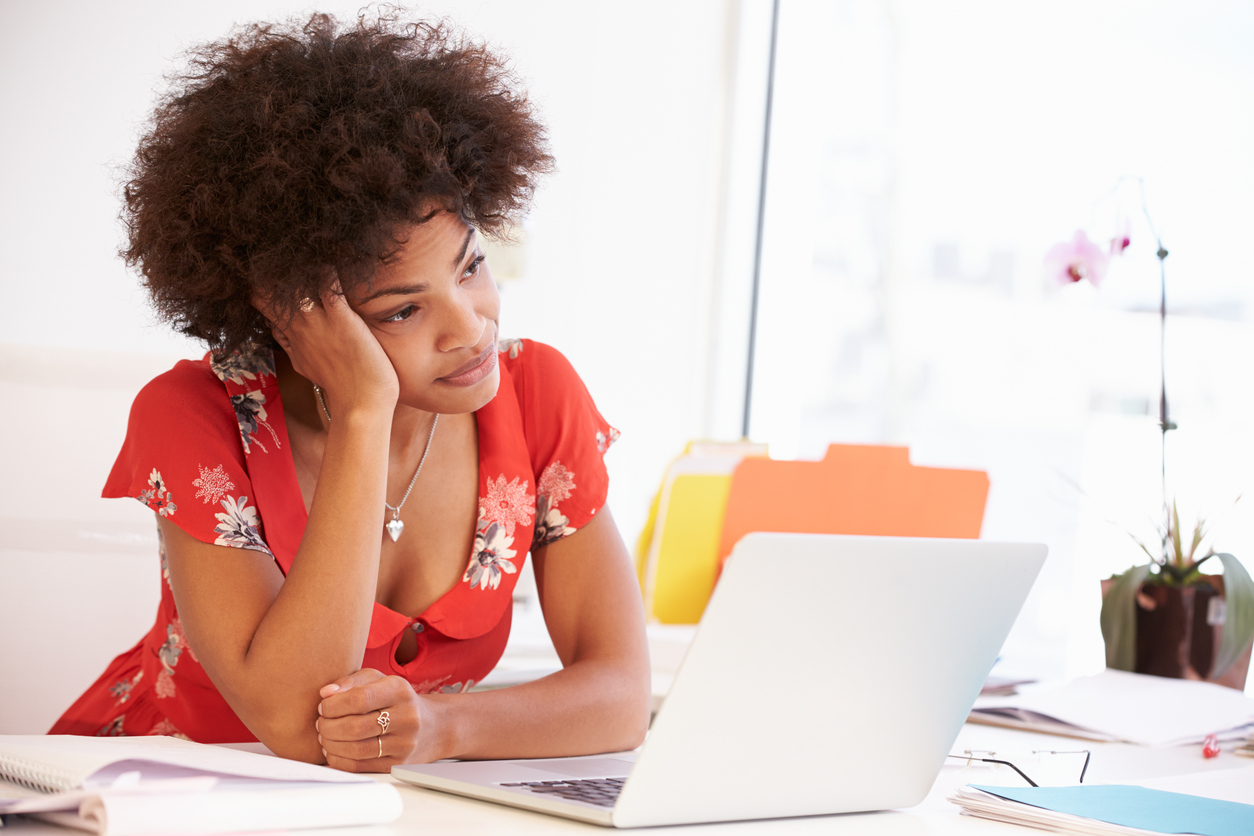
[312,384,438,543]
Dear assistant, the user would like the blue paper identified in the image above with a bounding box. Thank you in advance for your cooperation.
[972,784,1254,836]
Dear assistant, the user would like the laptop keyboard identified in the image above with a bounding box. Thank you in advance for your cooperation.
[499,777,626,807]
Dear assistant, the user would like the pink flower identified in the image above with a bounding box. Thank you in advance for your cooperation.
[1045,230,1109,286]
[1110,219,1131,255]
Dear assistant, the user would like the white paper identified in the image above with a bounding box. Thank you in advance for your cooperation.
[0,735,401,835]
[10,779,402,835]
[91,781,403,836]
[972,670,1254,746]
[0,735,372,789]
[1137,765,1254,805]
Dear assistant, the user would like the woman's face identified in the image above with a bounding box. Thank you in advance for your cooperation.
[347,212,501,415]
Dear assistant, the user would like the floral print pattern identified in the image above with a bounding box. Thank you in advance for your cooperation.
[210,350,276,385]
[213,495,271,554]
[193,463,235,505]
[413,675,452,694]
[138,469,177,517]
[538,462,575,504]
[498,338,523,359]
[413,675,477,695]
[212,347,281,455]
[96,716,126,737]
[109,671,143,706]
[479,474,534,532]
[155,622,185,699]
[533,461,578,547]
[158,523,170,587]
[230,391,281,454]
[533,494,573,547]
[150,717,189,739]
[463,516,518,591]
[596,428,620,454]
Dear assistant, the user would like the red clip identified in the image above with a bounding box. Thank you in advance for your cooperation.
[1202,734,1220,759]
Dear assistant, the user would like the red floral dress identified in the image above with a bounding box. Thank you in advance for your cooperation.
[50,339,618,742]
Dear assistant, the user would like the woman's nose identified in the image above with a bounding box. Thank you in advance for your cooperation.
[436,293,486,352]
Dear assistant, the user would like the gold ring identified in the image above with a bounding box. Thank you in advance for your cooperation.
[377,710,391,735]
[298,297,315,313]
[378,734,383,758]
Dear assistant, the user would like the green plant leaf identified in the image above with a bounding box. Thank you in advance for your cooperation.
[1213,553,1254,678]
[1127,530,1158,563]
[1100,564,1152,671]
[1188,517,1207,564]
[1171,501,1183,566]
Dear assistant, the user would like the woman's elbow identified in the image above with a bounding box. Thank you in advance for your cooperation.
[614,669,652,750]
[243,711,325,764]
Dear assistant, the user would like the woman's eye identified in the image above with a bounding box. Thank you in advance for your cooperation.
[463,254,485,279]
[383,304,417,323]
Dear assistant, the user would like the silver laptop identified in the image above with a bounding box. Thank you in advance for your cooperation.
[393,533,1046,827]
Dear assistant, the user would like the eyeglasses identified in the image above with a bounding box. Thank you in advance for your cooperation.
[947,749,1091,787]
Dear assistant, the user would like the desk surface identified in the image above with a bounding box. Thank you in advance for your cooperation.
[5,722,1245,835]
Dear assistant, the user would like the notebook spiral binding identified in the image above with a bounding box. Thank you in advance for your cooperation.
[0,753,77,793]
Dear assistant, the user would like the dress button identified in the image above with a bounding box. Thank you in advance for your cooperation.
[411,622,425,633]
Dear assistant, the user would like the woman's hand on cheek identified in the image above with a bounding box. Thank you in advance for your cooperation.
[315,668,446,772]
[265,282,399,415]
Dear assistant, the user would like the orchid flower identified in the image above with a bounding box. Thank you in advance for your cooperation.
[1044,230,1110,286]
[1110,219,1131,255]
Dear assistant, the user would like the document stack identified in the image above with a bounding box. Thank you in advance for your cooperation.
[0,734,402,835]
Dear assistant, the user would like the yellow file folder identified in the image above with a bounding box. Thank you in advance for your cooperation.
[635,442,767,624]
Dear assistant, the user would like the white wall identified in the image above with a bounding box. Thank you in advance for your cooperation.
[0,0,746,731]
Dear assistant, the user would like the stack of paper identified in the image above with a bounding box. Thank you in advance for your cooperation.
[950,765,1254,836]
[0,735,402,835]
[969,670,1254,746]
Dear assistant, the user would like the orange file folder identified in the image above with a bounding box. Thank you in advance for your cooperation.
[716,444,989,572]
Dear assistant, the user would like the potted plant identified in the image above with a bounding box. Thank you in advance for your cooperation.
[1047,178,1254,689]
[1100,503,1254,688]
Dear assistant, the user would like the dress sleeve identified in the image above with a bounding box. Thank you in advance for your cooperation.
[102,358,272,555]
[506,340,619,551]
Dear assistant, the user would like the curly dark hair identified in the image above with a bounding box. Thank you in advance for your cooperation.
[122,9,553,354]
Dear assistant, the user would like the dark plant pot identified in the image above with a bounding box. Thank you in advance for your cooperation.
[1101,576,1251,690]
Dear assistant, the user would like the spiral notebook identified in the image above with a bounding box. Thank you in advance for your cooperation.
[0,734,402,835]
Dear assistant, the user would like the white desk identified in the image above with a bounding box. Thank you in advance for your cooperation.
[368,724,1242,835]
[6,722,1241,835]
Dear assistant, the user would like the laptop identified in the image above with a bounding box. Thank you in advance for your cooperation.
[393,533,1046,827]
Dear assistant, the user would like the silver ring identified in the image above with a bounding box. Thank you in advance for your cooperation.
[377,710,391,735]
[298,297,315,313]
[378,734,383,758]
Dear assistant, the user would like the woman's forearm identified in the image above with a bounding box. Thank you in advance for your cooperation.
[428,655,652,762]
[218,407,393,756]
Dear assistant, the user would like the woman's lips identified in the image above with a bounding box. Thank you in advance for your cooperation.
[439,344,497,386]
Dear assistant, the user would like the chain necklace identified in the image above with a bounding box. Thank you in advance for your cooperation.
[312,384,438,543]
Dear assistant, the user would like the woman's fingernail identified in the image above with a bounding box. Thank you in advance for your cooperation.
[317,703,323,716]
[320,684,340,696]
[317,734,322,744]
[322,749,327,758]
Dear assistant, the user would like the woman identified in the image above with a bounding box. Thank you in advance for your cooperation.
[50,11,651,771]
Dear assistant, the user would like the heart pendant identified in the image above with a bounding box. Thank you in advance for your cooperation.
[385,518,404,542]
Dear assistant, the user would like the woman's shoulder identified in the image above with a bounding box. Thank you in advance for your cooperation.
[127,354,239,438]
[130,354,220,408]
[105,353,251,507]
[497,338,582,388]
[495,336,617,450]
[133,349,276,414]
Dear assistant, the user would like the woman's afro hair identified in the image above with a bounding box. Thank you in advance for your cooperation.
[122,9,553,354]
